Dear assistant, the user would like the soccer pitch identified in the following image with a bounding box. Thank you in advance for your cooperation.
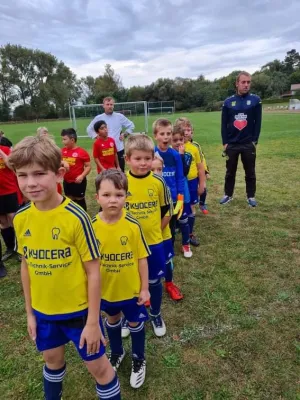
[1,111,300,399]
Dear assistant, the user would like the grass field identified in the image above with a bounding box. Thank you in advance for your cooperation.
[0,112,300,400]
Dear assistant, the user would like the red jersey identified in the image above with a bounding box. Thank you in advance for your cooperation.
[61,147,90,183]
[93,137,117,173]
[0,145,19,196]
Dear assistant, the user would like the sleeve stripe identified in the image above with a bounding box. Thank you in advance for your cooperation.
[152,174,169,205]
[125,214,151,255]
[14,202,31,216]
[65,203,100,259]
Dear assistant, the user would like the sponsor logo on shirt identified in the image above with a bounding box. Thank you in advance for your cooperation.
[100,252,133,262]
[23,246,71,260]
[247,100,251,105]
[110,142,114,147]
[148,189,154,197]
[24,229,31,237]
[163,171,175,177]
[125,201,158,210]
[233,113,248,131]
[231,101,236,106]
[72,152,78,157]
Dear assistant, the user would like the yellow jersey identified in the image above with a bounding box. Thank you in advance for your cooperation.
[184,141,201,181]
[126,171,172,246]
[92,210,150,303]
[13,198,100,320]
[191,140,209,173]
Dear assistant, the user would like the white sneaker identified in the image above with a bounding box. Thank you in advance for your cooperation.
[150,314,166,337]
[121,318,130,338]
[182,244,193,258]
[109,350,126,371]
[130,358,146,389]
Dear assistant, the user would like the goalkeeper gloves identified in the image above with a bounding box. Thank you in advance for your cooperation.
[174,194,184,220]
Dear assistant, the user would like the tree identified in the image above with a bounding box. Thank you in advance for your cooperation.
[290,70,300,84]
[284,49,300,75]
[94,64,123,101]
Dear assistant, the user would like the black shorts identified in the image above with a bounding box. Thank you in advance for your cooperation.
[0,192,19,215]
[63,178,87,198]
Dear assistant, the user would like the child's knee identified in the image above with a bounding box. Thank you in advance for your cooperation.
[85,355,114,383]
[128,321,139,328]
[43,347,65,369]
[106,313,122,324]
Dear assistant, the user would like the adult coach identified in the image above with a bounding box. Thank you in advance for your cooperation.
[86,97,135,171]
[220,71,262,207]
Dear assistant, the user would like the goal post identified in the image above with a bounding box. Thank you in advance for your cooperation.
[148,106,175,115]
[147,100,176,116]
[70,101,148,137]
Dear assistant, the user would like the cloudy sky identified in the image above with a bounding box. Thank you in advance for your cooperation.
[0,0,299,87]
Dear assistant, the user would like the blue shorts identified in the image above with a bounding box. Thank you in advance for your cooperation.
[101,298,148,322]
[188,178,199,205]
[36,315,105,361]
[148,242,166,280]
[163,239,174,262]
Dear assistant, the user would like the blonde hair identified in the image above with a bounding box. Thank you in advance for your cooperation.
[174,117,193,130]
[9,135,61,172]
[103,96,115,103]
[236,71,251,83]
[153,151,164,165]
[152,118,172,135]
[125,134,154,158]
[36,126,49,136]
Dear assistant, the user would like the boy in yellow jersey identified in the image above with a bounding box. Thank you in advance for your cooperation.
[175,118,210,214]
[10,135,121,400]
[92,169,150,389]
[151,154,183,301]
[125,134,173,337]
[174,118,206,247]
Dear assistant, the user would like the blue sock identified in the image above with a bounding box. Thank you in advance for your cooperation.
[199,188,207,206]
[178,216,190,245]
[96,374,121,399]
[128,322,145,360]
[43,363,66,400]
[188,214,195,235]
[105,319,123,355]
[165,259,173,283]
[149,279,162,316]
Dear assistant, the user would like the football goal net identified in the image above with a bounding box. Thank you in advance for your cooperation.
[289,98,300,110]
[70,101,148,137]
[147,101,176,116]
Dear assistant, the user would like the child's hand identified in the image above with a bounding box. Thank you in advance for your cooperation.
[27,313,37,341]
[79,322,105,355]
[206,173,211,180]
[75,175,84,183]
[179,144,185,154]
[137,289,150,305]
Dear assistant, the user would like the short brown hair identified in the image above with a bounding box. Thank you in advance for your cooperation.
[174,117,193,130]
[152,118,172,135]
[103,96,115,103]
[9,135,61,172]
[95,169,128,193]
[236,71,251,83]
[172,124,184,137]
[125,134,154,158]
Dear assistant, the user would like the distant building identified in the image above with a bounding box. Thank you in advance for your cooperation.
[291,83,300,95]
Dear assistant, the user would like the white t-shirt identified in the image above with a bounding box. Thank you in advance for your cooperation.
[86,112,135,151]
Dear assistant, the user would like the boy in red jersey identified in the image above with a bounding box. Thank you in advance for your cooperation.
[61,128,91,211]
[93,121,120,173]
[0,138,20,273]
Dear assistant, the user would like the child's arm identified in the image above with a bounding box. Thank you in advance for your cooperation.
[94,158,105,172]
[75,161,91,183]
[161,213,171,231]
[21,257,37,341]
[114,153,120,170]
[197,162,206,195]
[79,259,106,354]
[137,257,150,305]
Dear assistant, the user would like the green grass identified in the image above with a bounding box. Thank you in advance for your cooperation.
[1,112,300,399]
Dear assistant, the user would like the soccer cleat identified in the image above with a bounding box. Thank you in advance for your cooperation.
[0,263,7,278]
[200,204,209,215]
[130,358,146,389]
[189,234,200,247]
[247,197,257,207]
[219,195,233,205]
[182,244,193,258]
[109,350,126,371]
[150,314,166,337]
[144,299,150,308]
[1,249,14,262]
[165,282,183,301]
[121,319,130,338]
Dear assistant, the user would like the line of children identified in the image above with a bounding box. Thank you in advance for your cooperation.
[61,128,91,211]
[10,135,121,400]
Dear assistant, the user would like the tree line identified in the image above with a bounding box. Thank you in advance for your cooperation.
[0,44,300,121]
